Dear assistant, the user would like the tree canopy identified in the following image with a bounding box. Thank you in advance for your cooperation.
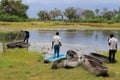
[0,0,29,22]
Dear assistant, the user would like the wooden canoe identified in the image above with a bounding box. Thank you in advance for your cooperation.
[81,57,109,77]
[52,50,80,69]
[7,41,30,48]
[51,58,66,69]
[82,55,102,64]
[51,57,81,69]
[89,53,110,63]
[66,50,79,61]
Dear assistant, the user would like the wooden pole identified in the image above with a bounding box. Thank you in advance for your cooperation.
[13,31,21,42]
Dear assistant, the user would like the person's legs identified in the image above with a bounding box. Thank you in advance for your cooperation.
[23,36,27,43]
[109,50,112,63]
[112,50,116,63]
[26,37,29,44]
[56,45,60,58]
[54,45,57,58]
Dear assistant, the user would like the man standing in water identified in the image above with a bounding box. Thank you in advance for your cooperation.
[21,30,30,44]
[108,34,118,63]
[52,32,62,58]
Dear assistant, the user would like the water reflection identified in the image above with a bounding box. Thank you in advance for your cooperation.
[0,32,24,42]
[0,30,120,55]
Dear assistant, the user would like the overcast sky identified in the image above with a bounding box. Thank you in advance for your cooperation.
[22,0,120,18]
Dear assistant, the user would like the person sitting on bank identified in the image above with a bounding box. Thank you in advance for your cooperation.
[52,32,62,58]
[21,30,30,44]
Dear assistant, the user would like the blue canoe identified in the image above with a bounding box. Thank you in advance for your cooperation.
[44,53,66,63]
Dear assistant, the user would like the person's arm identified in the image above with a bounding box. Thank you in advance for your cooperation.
[108,39,111,45]
[59,42,62,46]
[59,37,62,46]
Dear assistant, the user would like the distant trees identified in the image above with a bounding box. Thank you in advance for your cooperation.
[64,7,78,20]
[37,10,51,20]
[37,7,120,23]
[0,0,120,23]
[82,9,95,19]
[95,9,100,16]
[102,11,115,20]
[50,8,62,20]
[0,0,28,22]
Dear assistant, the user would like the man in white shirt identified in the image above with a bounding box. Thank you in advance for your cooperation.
[108,34,118,63]
[52,32,62,58]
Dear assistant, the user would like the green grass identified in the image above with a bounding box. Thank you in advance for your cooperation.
[0,49,120,80]
[0,22,120,31]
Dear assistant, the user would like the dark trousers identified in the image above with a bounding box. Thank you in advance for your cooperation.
[109,50,117,63]
[54,45,60,58]
[23,36,29,44]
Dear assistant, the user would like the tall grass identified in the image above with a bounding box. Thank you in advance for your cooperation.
[0,49,44,80]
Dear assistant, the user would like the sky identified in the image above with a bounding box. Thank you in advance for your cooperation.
[22,0,120,18]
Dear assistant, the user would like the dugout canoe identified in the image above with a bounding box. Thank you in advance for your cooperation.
[82,55,102,64]
[81,57,109,77]
[89,53,110,63]
[52,50,81,69]
[51,58,66,69]
[7,41,30,48]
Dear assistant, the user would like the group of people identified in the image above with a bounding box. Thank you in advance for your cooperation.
[52,32,118,63]
[22,30,118,63]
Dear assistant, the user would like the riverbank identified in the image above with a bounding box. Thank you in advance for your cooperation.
[0,22,120,32]
[0,49,120,80]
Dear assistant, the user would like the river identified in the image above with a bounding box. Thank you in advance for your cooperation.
[0,29,120,55]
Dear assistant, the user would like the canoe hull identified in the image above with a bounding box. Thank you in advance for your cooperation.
[81,56,109,77]
[89,53,117,63]
[7,41,30,48]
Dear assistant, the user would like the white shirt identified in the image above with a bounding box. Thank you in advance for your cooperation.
[52,35,61,45]
[109,37,118,50]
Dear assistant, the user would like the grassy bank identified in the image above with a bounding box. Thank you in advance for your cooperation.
[0,22,120,31]
[0,49,120,80]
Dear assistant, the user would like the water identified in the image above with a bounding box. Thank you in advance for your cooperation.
[28,30,120,55]
[0,30,120,55]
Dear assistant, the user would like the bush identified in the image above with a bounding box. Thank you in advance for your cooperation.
[106,20,115,24]
[0,13,27,22]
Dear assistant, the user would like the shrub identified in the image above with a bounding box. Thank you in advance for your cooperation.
[0,13,27,22]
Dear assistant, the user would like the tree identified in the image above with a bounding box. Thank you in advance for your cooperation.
[76,8,83,18]
[82,9,95,18]
[0,0,28,18]
[37,10,51,20]
[64,7,78,20]
[117,13,120,19]
[102,11,116,20]
[50,8,62,20]
[95,9,100,16]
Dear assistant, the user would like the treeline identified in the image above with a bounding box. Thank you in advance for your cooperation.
[37,7,120,23]
[0,0,120,23]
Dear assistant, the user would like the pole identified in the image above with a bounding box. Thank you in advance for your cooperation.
[13,31,21,42]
